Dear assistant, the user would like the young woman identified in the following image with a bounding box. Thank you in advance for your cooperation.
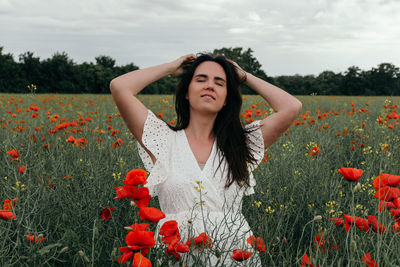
[110,53,302,265]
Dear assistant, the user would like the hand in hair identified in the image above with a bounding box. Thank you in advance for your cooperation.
[226,58,247,83]
[169,54,197,77]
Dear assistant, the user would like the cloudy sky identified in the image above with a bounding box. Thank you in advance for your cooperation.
[1,0,399,76]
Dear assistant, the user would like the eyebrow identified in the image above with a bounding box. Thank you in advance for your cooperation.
[194,74,226,83]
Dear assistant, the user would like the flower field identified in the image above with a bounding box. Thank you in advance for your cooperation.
[1,93,399,266]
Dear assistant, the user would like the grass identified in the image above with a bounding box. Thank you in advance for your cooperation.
[0,93,399,266]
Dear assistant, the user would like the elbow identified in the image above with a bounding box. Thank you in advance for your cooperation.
[109,79,118,93]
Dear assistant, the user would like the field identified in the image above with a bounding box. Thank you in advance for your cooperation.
[1,93,399,266]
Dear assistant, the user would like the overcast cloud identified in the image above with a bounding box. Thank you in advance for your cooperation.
[1,0,399,75]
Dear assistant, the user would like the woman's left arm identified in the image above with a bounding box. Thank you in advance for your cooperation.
[245,72,302,149]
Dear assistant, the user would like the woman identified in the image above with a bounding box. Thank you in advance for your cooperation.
[110,53,302,266]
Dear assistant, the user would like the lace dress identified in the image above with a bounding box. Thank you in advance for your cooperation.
[138,110,265,266]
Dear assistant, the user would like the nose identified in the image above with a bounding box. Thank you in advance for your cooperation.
[204,80,215,90]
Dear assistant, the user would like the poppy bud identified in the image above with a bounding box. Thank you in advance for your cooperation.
[313,215,322,221]
[350,240,357,252]
[188,219,193,224]
[130,200,136,207]
[78,250,85,257]
[353,182,362,193]
[60,246,69,254]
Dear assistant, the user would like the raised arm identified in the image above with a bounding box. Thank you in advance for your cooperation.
[227,59,302,149]
[245,73,302,149]
[109,54,196,143]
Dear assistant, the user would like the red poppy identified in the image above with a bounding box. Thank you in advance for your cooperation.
[25,235,45,243]
[390,209,400,220]
[232,249,252,261]
[373,173,400,189]
[377,200,396,212]
[330,217,344,227]
[194,232,212,248]
[166,239,190,260]
[125,230,155,249]
[344,214,369,232]
[7,149,20,159]
[133,187,150,199]
[117,250,134,264]
[392,221,400,233]
[367,215,386,234]
[338,168,363,182]
[135,195,151,208]
[374,186,399,201]
[66,136,75,143]
[101,206,114,221]
[301,253,314,266]
[113,185,137,199]
[18,166,26,175]
[126,223,150,231]
[123,169,148,186]
[246,235,266,252]
[361,253,378,267]
[313,232,326,253]
[0,210,16,220]
[138,207,165,223]
[159,220,180,244]
[132,252,152,267]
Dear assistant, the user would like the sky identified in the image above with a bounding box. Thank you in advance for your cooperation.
[1,0,400,76]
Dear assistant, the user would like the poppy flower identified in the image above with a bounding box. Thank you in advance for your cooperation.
[377,200,397,212]
[246,235,266,252]
[313,232,326,252]
[166,239,190,260]
[138,207,165,223]
[194,232,212,248]
[125,230,155,249]
[344,214,369,232]
[132,252,152,267]
[7,149,19,159]
[123,169,148,186]
[301,253,314,266]
[338,168,363,182]
[330,217,344,227]
[66,136,75,143]
[133,187,150,199]
[232,249,252,261]
[117,250,134,264]
[112,138,124,148]
[392,221,400,233]
[160,220,180,244]
[367,215,386,234]
[390,209,400,220]
[135,195,151,208]
[361,253,378,267]
[18,166,26,175]
[101,206,114,221]
[0,210,16,220]
[374,186,399,202]
[125,223,150,231]
[25,235,45,243]
[113,185,137,199]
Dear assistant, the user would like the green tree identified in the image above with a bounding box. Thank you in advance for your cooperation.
[0,47,22,92]
[212,47,272,94]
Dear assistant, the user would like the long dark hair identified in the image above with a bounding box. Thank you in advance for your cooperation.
[170,53,259,189]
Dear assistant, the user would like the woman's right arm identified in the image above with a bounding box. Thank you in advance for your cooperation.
[109,54,196,144]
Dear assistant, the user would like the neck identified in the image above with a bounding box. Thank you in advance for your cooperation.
[185,110,217,141]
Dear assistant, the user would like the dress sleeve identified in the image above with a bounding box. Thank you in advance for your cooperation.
[137,109,173,196]
[243,120,265,196]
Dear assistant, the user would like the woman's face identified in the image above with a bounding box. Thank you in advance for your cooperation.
[186,61,227,115]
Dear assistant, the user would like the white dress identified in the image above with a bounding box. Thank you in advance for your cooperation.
[138,110,265,266]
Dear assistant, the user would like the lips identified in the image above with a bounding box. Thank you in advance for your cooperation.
[201,94,215,100]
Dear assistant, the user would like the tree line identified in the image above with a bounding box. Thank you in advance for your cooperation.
[0,46,399,95]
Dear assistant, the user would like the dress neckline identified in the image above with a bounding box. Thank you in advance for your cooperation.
[182,129,216,174]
